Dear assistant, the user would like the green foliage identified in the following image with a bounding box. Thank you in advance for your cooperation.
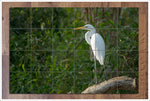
[32,8,53,28]
[10,8,138,94]
[10,8,31,28]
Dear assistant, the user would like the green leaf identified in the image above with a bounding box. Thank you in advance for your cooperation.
[32,79,37,82]
[22,64,25,71]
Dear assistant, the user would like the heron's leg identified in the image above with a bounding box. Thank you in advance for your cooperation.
[94,56,97,84]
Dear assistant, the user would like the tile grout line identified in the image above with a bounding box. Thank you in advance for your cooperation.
[30,7,33,93]
[10,71,138,73]
[9,50,140,52]
[117,8,119,94]
[94,7,97,85]
[9,27,139,30]
[74,8,76,94]
[52,7,54,91]
[26,8,30,94]
[102,5,105,83]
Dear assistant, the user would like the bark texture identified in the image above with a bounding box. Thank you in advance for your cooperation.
[82,76,137,94]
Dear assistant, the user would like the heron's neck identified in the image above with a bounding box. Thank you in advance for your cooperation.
[90,28,96,34]
[85,28,96,45]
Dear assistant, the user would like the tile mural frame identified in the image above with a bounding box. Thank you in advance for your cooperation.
[2,2,148,99]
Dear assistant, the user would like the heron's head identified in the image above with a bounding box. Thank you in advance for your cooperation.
[74,24,95,30]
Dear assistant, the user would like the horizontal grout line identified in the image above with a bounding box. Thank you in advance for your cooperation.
[10,71,138,73]
[9,50,139,52]
[9,28,139,30]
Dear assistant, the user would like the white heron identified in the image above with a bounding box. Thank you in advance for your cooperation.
[74,24,105,84]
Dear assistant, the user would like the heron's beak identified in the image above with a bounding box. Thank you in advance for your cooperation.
[74,26,84,30]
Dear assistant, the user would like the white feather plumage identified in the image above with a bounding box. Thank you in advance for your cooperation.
[91,33,105,65]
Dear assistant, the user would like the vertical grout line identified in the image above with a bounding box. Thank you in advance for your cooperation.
[94,7,97,85]
[95,8,97,84]
[24,8,29,94]
[52,7,54,91]
[102,4,105,82]
[30,6,33,93]
[28,8,30,94]
[117,8,119,94]
[73,7,76,94]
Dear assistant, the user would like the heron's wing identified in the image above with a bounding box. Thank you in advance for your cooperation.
[91,33,105,65]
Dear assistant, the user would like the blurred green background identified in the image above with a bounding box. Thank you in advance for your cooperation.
[10,8,138,94]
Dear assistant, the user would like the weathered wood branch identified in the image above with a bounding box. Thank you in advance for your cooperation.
[82,76,137,94]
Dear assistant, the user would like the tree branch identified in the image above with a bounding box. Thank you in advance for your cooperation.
[82,76,137,94]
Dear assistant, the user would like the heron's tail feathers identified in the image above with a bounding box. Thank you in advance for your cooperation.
[98,59,104,65]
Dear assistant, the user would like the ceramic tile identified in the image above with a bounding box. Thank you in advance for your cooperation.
[31,72,53,93]
[75,50,94,72]
[10,8,31,28]
[118,50,138,72]
[10,29,30,51]
[52,71,75,94]
[53,8,75,28]
[118,28,138,50]
[30,29,52,51]
[10,51,32,72]
[32,8,53,28]
[52,51,74,72]
[10,72,32,94]
[118,8,138,28]
[74,71,93,94]
[31,51,52,71]
[52,29,74,51]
